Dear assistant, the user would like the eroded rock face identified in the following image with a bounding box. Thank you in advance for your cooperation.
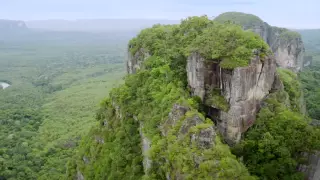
[216,12,305,72]
[273,35,304,72]
[77,170,85,180]
[248,25,304,72]
[187,53,276,144]
[127,48,150,74]
[161,104,190,136]
[298,152,320,180]
[139,122,152,173]
[163,104,216,149]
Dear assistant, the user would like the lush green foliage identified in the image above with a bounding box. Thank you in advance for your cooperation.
[149,110,254,180]
[214,12,263,27]
[70,17,261,179]
[279,31,302,42]
[68,113,143,180]
[71,57,254,179]
[296,29,320,53]
[278,68,303,112]
[0,32,127,180]
[299,56,320,120]
[205,88,229,112]
[129,16,269,70]
[298,29,320,120]
[233,91,320,179]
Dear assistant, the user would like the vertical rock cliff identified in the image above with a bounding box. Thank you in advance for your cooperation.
[69,12,315,180]
[215,12,305,72]
[186,52,276,144]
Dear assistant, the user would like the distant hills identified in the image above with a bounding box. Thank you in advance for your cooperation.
[0,19,179,43]
[0,19,28,32]
[26,19,179,32]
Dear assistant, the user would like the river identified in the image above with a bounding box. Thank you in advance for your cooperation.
[0,82,10,89]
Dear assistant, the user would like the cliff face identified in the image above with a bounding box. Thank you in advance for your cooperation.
[126,13,306,146]
[187,52,276,144]
[70,13,317,180]
[269,28,305,72]
[298,152,320,180]
[127,48,150,74]
[215,12,305,72]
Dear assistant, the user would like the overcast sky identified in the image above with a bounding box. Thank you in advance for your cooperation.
[1,0,319,28]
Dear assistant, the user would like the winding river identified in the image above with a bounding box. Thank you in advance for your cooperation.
[0,82,11,89]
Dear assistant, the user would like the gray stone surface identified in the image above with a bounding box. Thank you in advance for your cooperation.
[139,122,152,173]
[298,151,320,180]
[127,48,150,74]
[76,170,85,180]
[186,52,276,144]
[243,23,305,72]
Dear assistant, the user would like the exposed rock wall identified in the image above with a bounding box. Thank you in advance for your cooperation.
[298,152,320,180]
[215,12,305,72]
[247,26,304,72]
[76,170,85,180]
[138,122,152,173]
[187,53,276,144]
[127,48,150,74]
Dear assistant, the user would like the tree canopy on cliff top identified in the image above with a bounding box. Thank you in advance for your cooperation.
[214,12,264,27]
[129,15,269,70]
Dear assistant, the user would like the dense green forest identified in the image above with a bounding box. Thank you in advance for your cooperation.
[0,17,320,180]
[67,15,320,180]
[297,29,320,120]
[0,31,130,179]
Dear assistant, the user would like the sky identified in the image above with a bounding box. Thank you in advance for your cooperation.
[1,0,319,28]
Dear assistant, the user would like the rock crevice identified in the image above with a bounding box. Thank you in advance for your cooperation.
[186,52,276,144]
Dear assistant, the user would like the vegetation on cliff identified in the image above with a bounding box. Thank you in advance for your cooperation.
[68,13,320,180]
[1,11,320,180]
[300,58,320,120]
[0,33,126,180]
[129,15,269,70]
[214,12,264,27]
[279,31,302,42]
[67,16,271,179]
[69,52,254,179]
[278,68,303,112]
[233,90,320,179]
[298,29,320,120]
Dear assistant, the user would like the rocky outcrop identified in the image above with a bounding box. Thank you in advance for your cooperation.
[179,114,216,149]
[215,12,305,72]
[271,72,284,91]
[138,122,152,173]
[76,170,85,180]
[127,48,150,74]
[298,152,320,180]
[250,26,304,72]
[270,28,305,72]
[187,52,276,144]
[161,104,190,136]
[161,104,216,179]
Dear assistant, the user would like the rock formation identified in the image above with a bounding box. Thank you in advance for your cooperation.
[126,12,308,147]
[186,52,276,144]
[73,12,313,180]
[298,152,320,180]
[215,12,305,72]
